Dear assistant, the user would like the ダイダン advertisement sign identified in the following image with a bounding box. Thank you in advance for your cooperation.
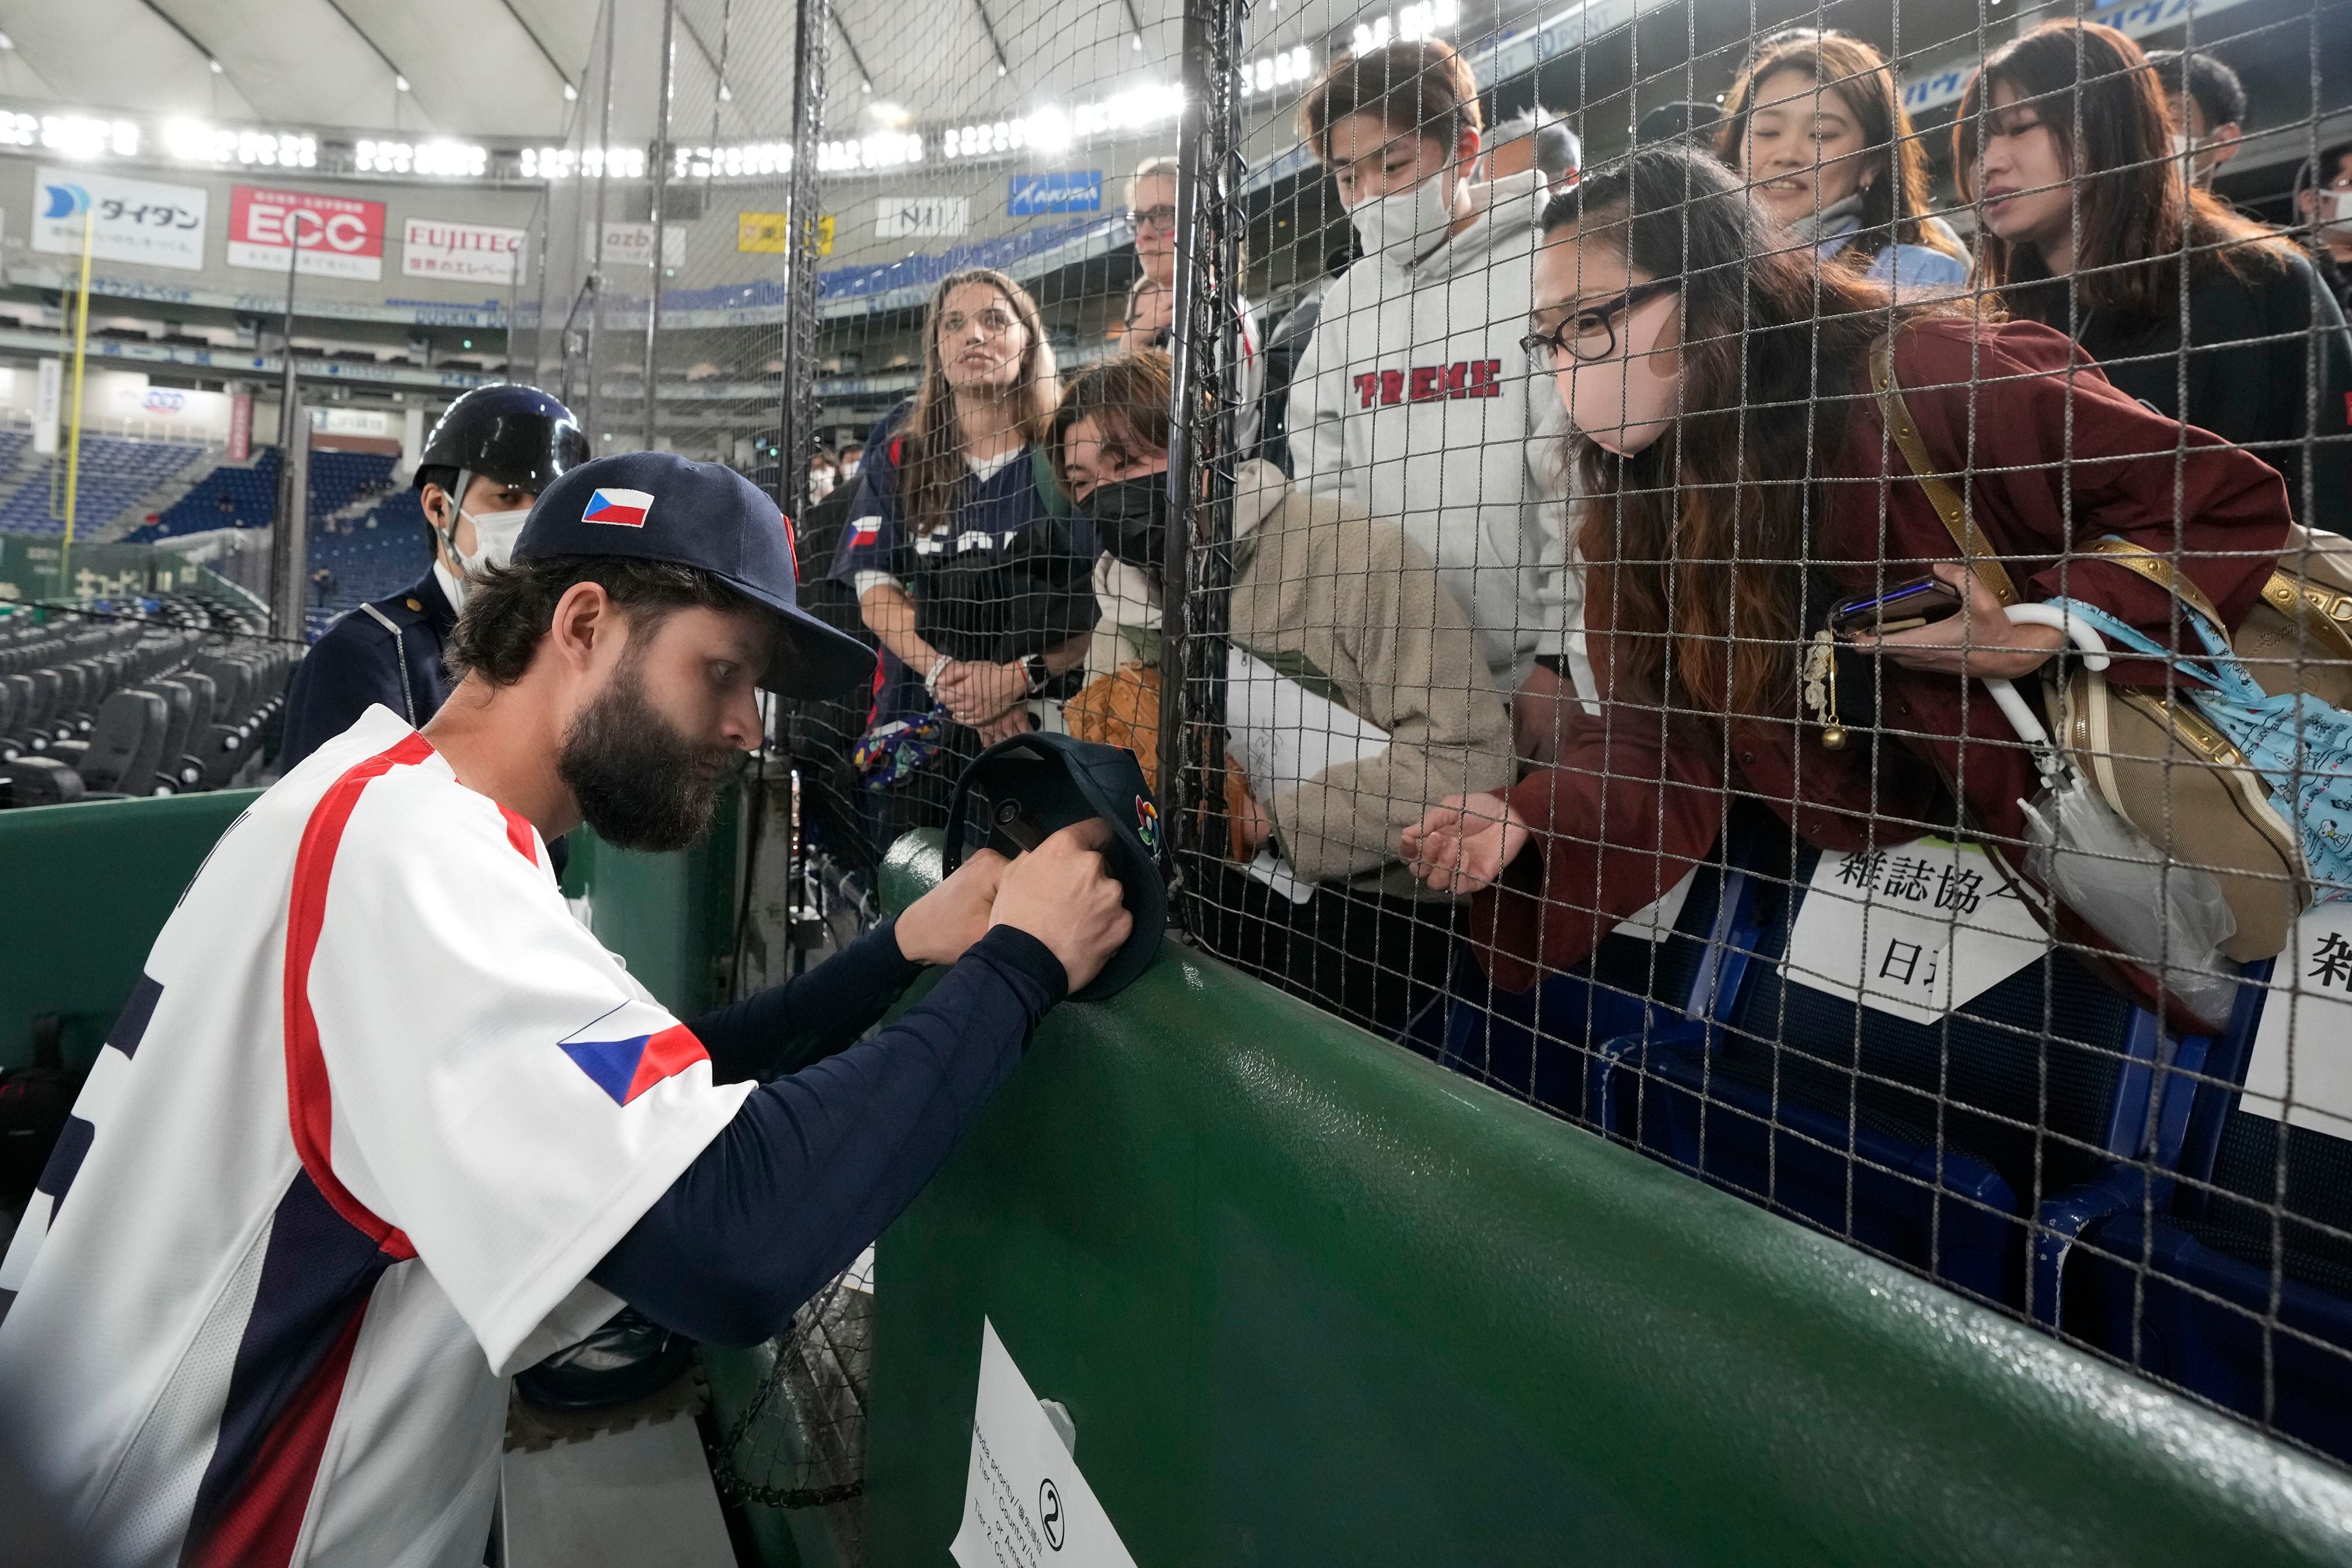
[228,185,387,280]
[402,218,528,285]
[33,168,207,272]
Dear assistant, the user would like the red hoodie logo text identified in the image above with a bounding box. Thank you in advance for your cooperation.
[1352,361,1504,408]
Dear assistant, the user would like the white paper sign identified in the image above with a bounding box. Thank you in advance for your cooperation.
[403,217,528,284]
[1619,866,1698,944]
[33,167,207,272]
[949,1318,1137,1568]
[1223,647,1389,798]
[2241,903,2352,1140]
[877,194,971,239]
[1780,838,2046,1023]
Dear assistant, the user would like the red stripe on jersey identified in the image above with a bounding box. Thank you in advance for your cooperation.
[623,1022,711,1104]
[499,804,540,864]
[186,1301,369,1568]
[282,733,434,1261]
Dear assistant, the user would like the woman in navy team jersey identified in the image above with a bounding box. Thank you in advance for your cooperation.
[831,266,1100,830]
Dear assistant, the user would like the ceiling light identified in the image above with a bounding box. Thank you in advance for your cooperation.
[860,80,873,94]
[1133,35,1144,49]
[719,82,733,102]
[997,64,1008,76]
[395,74,410,93]
[564,83,578,101]
[208,57,224,73]
[0,32,14,51]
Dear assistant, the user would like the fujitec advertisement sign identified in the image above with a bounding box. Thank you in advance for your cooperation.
[402,218,528,284]
[33,167,207,272]
[227,185,387,280]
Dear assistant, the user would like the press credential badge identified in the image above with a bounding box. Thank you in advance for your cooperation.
[949,1318,1138,1568]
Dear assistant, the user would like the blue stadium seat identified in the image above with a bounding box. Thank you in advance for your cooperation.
[1586,838,2201,1313]
[2062,963,2352,1464]
[0,438,209,539]
[1435,810,1788,1124]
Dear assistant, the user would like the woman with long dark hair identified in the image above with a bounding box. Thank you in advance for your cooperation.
[1955,21,2352,526]
[831,268,1098,817]
[1716,28,1968,292]
[1402,145,2293,1028]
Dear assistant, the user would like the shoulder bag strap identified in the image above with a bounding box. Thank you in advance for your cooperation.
[2076,536,2228,631]
[1868,333,2020,606]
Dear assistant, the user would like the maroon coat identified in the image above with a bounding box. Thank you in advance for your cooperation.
[1474,318,2293,1023]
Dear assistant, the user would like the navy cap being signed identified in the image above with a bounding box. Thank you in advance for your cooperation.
[516,450,876,699]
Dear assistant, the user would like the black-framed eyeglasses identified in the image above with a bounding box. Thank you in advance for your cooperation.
[1125,204,1179,232]
[1520,280,1678,371]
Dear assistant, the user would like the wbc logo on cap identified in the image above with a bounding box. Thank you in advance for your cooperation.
[584,488,655,528]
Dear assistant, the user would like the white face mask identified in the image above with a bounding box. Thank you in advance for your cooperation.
[810,470,837,500]
[436,502,532,611]
[1349,165,1464,262]
[2322,188,2352,233]
[1555,291,1681,456]
[840,459,861,481]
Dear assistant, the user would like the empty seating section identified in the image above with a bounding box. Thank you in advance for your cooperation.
[1436,805,2352,1465]
[135,448,397,542]
[0,596,296,808]
[0,438,210,538]
[308,523,431,619]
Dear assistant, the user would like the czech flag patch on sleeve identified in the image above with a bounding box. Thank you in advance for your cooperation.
[583,488,656,528]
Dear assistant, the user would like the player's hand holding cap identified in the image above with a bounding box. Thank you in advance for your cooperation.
[516,450,876,698]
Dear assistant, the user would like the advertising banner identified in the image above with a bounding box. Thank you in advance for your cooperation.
[586,221,687,269]
[228,391,252,462]
[33,358,62,456]
[401,218,528,284]
[875,196,970,239]
[33,167,208,272]
[227,185,387,281]
[1008,171,1103,215]
[739,211,834,255]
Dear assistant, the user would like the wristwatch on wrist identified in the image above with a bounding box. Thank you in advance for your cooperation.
[1020,653,1050,697]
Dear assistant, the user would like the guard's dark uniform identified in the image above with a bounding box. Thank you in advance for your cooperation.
[279,569,458,770]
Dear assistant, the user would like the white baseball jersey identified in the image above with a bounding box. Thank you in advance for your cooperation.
[0,705,750,1568]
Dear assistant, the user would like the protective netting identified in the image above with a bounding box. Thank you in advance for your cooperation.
[590,0,2351,1482]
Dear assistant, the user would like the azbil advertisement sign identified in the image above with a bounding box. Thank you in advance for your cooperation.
[226,185,387,281]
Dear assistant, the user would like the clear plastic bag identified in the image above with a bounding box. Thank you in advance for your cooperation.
[2021,778,2239,1026]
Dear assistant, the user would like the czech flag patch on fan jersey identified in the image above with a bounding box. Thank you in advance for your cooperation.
[558,1023,707,1104]
[583,488,656,528]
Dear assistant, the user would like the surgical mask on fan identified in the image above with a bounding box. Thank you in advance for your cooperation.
[1348,167,1464,262]
[1556,291,1682,456]
[2322,188,2352,233]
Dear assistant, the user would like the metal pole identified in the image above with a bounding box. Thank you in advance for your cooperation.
[584,0,618,446]
[643,0,678,451]
[1158,0,1242,902]
[269,222,308,640]
[779,0,831,523]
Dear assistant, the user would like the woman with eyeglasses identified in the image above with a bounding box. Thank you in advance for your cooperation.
[1290,39,1589,759]
[830,267,1100,829]
[1402,145,2293,1030]
[1119,156,1263,418]
[1716,28,1968,294]
[1957,21,2352,528]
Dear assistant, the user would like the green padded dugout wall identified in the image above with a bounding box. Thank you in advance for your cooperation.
[0,787,736,1072]
[807,830,2352,1568]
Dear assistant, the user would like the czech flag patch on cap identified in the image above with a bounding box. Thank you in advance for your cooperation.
[583,487,655,527]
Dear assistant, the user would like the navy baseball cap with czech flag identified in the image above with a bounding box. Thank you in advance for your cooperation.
[515,450,876,699]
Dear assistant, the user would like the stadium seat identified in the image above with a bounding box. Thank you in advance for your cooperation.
[2062,964,2352,1464]
[47,689,167,797]
[1588,840,2189,1311]
[1435,813,1785,1124]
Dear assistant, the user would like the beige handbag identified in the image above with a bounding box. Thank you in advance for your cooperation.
[1872,334,2352,962]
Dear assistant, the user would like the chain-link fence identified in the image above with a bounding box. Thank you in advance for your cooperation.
[561,0,2352,1487]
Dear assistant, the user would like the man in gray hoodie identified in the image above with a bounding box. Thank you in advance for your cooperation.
[1287,40,1590,752]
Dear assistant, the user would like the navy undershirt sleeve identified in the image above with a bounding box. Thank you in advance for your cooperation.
[590,925,1067,1346]
[687,921,924,1083]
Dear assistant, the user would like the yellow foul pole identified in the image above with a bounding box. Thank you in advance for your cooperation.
[59,204,95,594]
